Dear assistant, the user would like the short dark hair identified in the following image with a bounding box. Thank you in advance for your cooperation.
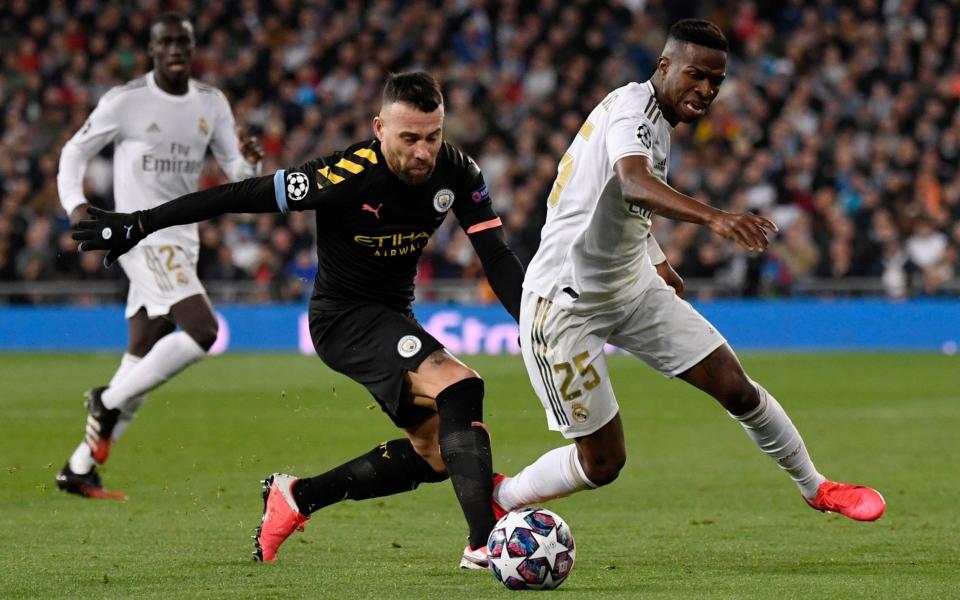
[668,19,728,52]
[152,11,191,30]
[382,71,443,113]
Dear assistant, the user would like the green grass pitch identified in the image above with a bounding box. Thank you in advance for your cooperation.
[1,352,958,598]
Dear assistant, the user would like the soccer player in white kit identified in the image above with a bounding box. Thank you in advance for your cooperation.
[493,19,885,522]
[55,12,263,499]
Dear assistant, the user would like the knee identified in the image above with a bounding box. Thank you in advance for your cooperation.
[581,450,626,487]
[434,367,482,406]
[447,366,480,386]
[719,374,760,416]
[186,317,219,351]
[127,338,152,358]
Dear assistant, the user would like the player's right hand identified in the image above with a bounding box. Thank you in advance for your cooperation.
[707,211,778,253]
[71,206,146,267]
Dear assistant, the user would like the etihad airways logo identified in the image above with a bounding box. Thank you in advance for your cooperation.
[353,231,430,257]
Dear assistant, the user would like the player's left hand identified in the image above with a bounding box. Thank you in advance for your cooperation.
[238,127,263,164]
[707,211,778,253]
[71,206,146,267]
[655,260,685,298]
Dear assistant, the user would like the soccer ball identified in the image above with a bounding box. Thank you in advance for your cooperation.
[487,507,575,590]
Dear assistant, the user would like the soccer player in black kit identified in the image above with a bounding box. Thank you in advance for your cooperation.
[73,72,523,568]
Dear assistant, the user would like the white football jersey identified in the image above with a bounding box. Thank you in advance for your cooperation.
[524,80,672,312]
[58,71,260,254]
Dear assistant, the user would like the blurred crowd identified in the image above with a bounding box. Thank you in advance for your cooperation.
[1,0,958,305]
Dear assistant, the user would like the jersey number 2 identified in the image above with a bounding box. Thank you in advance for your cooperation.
[159,246,181,271]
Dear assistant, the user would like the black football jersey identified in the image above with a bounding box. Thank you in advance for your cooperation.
[272,139,498,311]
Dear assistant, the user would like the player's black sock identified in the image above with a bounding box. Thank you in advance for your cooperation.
[435,377,495,550]
[292,438,446,515]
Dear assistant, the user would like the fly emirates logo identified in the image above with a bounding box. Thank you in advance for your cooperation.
[353,231,431,257]
[142,142,203,174]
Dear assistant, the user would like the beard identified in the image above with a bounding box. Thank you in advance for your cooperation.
[398,169,433,185]
[391,157,434,185]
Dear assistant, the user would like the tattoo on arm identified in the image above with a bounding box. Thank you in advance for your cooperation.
[428,351,448,366]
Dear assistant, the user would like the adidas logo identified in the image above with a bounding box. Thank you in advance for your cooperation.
[146,123,161,133]
[655,159,666,172]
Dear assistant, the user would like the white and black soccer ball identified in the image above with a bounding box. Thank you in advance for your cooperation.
[285,171,309,201]
[487,507,575,591]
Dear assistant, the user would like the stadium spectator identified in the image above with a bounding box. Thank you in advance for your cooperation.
[1,0,958,303]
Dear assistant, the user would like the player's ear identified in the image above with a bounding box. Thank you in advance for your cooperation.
[373,115,385,141]
[657,56,670,76]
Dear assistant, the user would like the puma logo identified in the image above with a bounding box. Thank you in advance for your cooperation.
[124,224,134,239]
[362,203,383,219]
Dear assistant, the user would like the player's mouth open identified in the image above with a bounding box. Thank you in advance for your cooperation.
[683,100,706,116]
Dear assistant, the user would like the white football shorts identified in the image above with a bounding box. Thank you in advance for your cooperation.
[118,244,207,319]
[519,277,726,439]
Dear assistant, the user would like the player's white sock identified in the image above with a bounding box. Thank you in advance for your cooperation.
[731,381,826,499]
[68,442,97,475]
[494,444,597,510]
[110,353,147,440]
[69,353,143,474]
[112,393,146,442]
[101,332,206,410]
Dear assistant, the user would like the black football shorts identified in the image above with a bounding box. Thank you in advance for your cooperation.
[310,303,444,428]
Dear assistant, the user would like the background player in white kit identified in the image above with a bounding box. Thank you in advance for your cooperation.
[55,12,263,498]
[493,19,886,522]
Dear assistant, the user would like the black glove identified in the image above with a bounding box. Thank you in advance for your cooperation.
[71,206,147,267]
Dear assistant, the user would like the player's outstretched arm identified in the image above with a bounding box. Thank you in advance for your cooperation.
[72,174,279,265]
[615,155,777,252]
[467,224,525,322]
